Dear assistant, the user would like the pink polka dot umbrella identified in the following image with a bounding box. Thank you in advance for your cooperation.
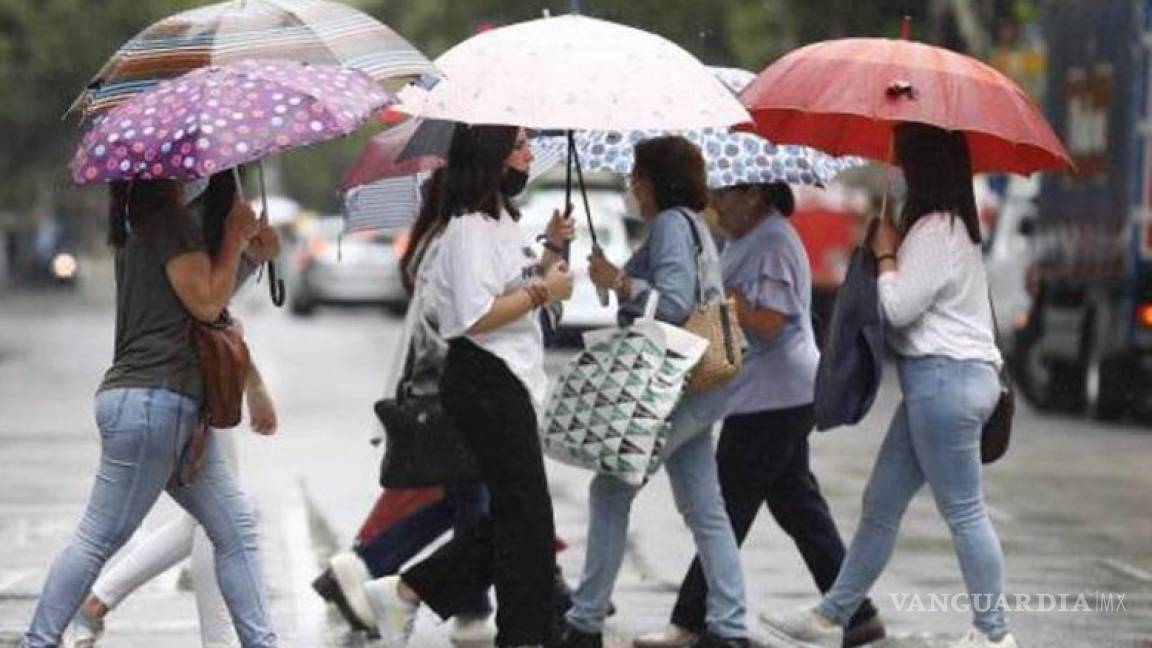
[71,59,394,185]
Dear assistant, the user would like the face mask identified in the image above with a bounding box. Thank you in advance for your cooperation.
[501,168,529,198]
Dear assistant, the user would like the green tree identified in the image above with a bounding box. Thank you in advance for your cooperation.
[0,0,200,228]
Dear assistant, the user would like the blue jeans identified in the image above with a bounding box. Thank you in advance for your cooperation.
[355,481,491,615]
[818,356,1007,640]
[567,389,747,638]
[23,388,277,648]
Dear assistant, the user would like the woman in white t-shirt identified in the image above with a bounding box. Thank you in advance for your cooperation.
[761,124,1015,648]
[362,124,576,648]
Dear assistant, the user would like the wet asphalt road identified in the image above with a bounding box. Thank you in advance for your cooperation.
[0,270,1150,647]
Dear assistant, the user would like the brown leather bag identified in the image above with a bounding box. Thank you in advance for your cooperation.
[191,310,251,427]
[180,311,250,484]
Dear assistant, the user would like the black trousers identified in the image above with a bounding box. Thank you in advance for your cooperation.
[670,404,878,633]
[403,338,557,646]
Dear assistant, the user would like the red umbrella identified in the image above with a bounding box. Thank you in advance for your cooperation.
[340,118,450,191]
[740,33,1072,175]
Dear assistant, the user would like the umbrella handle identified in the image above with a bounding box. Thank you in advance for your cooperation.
[268,261,286,307]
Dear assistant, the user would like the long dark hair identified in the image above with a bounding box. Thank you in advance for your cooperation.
[442,124,521,221]
[196,171,240,258]
[633,136,709,212]
[400,168,448,293]
[107,180,183,247]
[895,122,981,244]
[760,182,795,217]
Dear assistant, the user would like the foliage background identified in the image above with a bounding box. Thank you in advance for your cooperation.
[0,0,1032,244]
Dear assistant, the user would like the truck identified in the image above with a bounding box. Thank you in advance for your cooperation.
[1009,0,1152,420]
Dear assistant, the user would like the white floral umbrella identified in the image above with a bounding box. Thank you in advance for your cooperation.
[394,14,749,131]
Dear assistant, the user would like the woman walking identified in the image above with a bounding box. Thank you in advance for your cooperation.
[635,181,885,648]
[314,169,494,643]
[62,173,281,648]
[760,123,1015,648]
[22,179,279,648]
[358,124,575,648]
[558,136,749,648]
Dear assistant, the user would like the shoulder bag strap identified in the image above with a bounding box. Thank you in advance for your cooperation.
[986,287,1010,383]
[676,208,704,305]
[383,272,425,402]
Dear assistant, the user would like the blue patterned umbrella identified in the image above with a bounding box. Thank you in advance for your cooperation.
[576,128,861,189]
[556,67,863,189]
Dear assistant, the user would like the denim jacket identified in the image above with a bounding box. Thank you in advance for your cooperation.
[619,207,724,327]
[620,207,731,448]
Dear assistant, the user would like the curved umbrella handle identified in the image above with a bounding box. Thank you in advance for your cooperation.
[268,260,286,307]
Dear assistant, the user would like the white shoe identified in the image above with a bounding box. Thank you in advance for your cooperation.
[758,608,842,648]
[364,576,419,648]
[62,609,103,648]
[329,551,375,629]
[451,614,497,645]
[633,624,699,648]
[951,628,1019,648]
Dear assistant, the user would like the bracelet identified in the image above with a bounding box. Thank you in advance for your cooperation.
[876,253,897,264]
[524,284,549,308]
[536,235,564,255]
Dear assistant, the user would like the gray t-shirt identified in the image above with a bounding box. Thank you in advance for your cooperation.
[100,206,206,401]
[720,213,819,414]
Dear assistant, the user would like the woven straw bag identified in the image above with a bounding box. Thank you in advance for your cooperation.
[684,295,743,392]
[675,210,743,393]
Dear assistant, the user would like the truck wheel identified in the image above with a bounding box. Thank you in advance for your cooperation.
[1086,354,1127,421]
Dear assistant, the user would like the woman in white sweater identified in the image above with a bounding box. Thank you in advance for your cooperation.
[761,123,1015,648]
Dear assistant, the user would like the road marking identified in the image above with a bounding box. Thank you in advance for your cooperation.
[0,569,36,594]
[985,504,1014,523]
[1098,558,1152,584]
[281,477,326,647]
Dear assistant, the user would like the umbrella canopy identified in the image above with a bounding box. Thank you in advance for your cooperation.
[72,59,393,184]
[342,135,567,233]
[573,128,860,189]
[339,118,455,190]
[72,0,433,120]
[553,67,863,189]
[741,37,1072,174]
[394,14,749,131]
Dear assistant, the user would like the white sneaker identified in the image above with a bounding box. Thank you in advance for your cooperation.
[951,628,1019,648]
[364,576,419,648]
[758,608,842,648]
[451,614,497,645]
[329,551,375,629]
[633,624,699,648]
[62,610,103,648]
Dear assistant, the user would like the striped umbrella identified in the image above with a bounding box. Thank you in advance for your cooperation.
[72,0,435,121]
[343,134,568,233]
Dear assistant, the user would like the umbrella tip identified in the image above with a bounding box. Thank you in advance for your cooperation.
[901,15,912,40]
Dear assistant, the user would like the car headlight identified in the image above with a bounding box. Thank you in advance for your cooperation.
[51,253,78,279]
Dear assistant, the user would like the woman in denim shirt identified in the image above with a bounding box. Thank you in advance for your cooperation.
[558,136,748,648]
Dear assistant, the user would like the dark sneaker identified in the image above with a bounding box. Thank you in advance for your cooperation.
[691,632,749,648]
[843,613,886,648]
[553,622,604,648]
[312,566,374,633]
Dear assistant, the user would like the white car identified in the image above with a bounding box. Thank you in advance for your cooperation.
[286,215,408,316]
[518,180,634,338]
